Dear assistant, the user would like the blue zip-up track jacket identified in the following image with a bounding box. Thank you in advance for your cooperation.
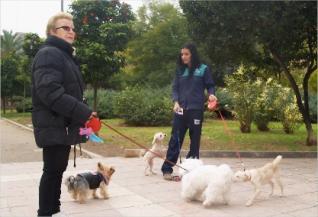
[172,64,215,110]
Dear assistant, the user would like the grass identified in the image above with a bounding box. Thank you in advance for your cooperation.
[2,111,317,152]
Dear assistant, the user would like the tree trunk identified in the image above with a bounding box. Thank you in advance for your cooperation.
[93,86,98,112]
[240,121,251,133]
[2,98,6,114]
[270,48,316,146]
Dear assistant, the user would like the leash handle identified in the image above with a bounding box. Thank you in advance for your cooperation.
[101,121,189,172]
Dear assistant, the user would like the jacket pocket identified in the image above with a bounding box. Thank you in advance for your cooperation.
[32,110,65,128]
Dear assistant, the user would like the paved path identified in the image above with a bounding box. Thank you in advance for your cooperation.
[0,119,317,217]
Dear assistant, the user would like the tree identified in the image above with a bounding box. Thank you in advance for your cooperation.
[1,30,23,57]
[180,1,317,145]
[1,53,20,114]
[70,0,134,111]
[16,33,43,112]
[123,2,190,88]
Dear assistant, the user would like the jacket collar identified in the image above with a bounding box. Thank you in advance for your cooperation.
[45,35,74,57]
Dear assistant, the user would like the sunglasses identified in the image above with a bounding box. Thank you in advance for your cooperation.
[55,26,76,32]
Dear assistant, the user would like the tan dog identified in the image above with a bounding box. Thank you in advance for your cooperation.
[65,162,115,203]
[143,132,166,176]
[233,155,283,206]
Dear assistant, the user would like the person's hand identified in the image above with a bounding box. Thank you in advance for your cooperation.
[173,102,181,113]
[209,94,217,102]
[89,111,97,120]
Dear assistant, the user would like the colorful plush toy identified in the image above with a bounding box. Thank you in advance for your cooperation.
[79,117,104,143]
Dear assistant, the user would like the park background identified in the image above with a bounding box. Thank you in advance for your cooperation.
[1,0,317,155]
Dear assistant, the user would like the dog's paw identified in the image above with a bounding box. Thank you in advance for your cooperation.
[245,201,253,206]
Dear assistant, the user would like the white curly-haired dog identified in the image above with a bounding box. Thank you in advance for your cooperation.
[179,159,234,208]
[143,132,166,176]
[233,155,283,206]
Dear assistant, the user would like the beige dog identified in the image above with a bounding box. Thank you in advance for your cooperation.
[233,155,283,206]
[143,132,166,176]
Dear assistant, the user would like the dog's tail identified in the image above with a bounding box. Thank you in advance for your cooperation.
[272,155,283,168]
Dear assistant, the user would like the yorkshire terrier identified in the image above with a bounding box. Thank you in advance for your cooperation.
[65,162,115,203]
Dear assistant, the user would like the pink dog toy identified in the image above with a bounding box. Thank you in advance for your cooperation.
[79,127,93,137]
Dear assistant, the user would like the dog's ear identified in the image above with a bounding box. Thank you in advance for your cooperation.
[109,167,115,174]
[98,162,104,170]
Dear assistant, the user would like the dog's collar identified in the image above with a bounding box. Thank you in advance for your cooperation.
[97,172,109,185]
[245,173,252,181]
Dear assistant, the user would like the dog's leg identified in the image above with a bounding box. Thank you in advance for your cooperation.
[78,191,87,204]
[223,190,231,205]
[145,163,150,176]
[71,191,77,200]
[246,184,261,206]
[269,180,274,196]
[93,189,99,199]
[150,159,156,175]
[275,177,284,196]
[99,183,109,199]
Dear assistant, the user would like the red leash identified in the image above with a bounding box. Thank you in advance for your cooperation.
[101,121,189,172]
[209,100,246,171]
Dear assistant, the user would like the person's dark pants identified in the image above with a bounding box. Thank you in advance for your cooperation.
[38,145,71,217]
[161,109,203,174]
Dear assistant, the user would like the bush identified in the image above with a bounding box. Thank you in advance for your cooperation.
[114,86,173,126]
[224,65,259,133]
[309,94,317,123]
[84,89,119,119]
[214,88,234,119]
[14,96,32,113]
[273,87,302,134]
[253,78,277,131]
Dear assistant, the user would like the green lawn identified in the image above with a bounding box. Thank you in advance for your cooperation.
[2,111,317,152]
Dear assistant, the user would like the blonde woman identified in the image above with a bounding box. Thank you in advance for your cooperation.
[32,12,95,216]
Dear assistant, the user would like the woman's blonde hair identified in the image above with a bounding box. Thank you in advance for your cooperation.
[46,12,73,36]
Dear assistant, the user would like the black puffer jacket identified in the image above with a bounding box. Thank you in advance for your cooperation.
[31,36,92,148]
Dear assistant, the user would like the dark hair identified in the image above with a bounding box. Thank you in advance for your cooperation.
[177,42,201,74]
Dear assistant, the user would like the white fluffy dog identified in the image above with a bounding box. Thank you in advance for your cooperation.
[143,132,166,176]
[179,159,234,207]
[233,155,283,206]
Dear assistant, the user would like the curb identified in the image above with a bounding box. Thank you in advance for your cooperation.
[123,148,317,158]
[2,118,317,159]
[1,118,103,159]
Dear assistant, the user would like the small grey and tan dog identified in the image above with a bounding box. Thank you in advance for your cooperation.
[65,162,115,203]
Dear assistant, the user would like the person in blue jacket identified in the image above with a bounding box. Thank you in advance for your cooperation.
[161,42,217,181]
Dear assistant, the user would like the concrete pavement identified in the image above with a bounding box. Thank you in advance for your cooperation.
[0,119,317,217]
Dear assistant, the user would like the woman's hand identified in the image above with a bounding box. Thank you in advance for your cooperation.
[173,102,181,113]
[88,111,97,120]
[208,94,217,102]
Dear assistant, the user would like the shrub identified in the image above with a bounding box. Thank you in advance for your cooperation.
[224,65,259,133]
[253,78,277,131]
[114,86,172,126]
[84,89,119,119]
[273,87,302,134]
[14,96,32,113]
[309,94,317,123]
[214,88,234,119]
